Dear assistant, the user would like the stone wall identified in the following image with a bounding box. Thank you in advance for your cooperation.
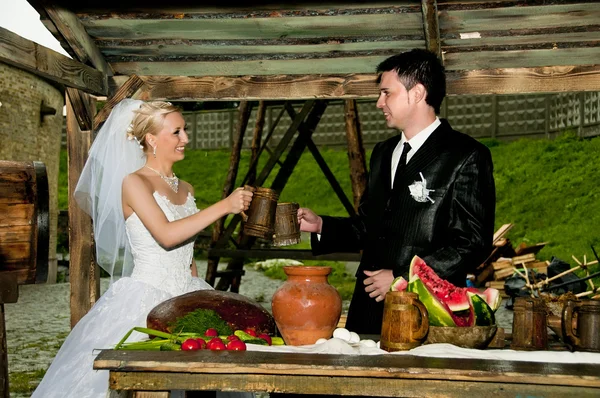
[0,62,64,283]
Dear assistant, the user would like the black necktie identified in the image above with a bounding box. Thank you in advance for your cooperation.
[392,142,411,189]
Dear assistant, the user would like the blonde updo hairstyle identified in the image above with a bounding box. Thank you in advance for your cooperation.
[128,101,181,154]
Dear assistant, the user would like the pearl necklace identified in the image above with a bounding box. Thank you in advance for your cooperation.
[145,165,179,193]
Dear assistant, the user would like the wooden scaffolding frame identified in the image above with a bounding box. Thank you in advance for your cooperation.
[0,1,598,331]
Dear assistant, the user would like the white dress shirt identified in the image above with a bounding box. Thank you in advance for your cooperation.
[391,117,441,188]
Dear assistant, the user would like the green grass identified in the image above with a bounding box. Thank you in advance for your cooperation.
[58,133,600,285]
[490,132,600,282]
[9,369,46,394]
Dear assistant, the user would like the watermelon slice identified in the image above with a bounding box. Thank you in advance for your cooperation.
[467,287,502,312]
[390,276,408,292]
[468,292,495,326]
[407,277,456,327]
[409,256,501,312]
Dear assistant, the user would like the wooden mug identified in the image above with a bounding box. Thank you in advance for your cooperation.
[380,291,429,352]
[511,297,548,350]
[273,202,301,247]
[562,299,600,352]
[240,186,279,240]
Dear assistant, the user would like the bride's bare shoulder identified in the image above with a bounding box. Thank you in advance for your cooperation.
[179,179,194,195]
[122,171,153,194]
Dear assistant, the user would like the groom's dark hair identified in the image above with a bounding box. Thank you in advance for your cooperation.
[376,49,446,114]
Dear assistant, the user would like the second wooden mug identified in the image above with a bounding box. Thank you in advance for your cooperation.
[380,291,429,352]
[562,299,600,352]
[511,297,548,350]
[240,186,279,240]
[273,202,301,247]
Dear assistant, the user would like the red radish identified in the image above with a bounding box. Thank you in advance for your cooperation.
[227,340,247,351]
[195,339,207,349]
[207,338,226,351]
[227,335,240,341]
[181,338,201,351]
[205,328,218,337]
[244,328,257,337]
[258,334,272,345]
[211,341,227,350]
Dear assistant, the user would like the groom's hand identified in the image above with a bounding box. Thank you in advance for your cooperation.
[297,207,323,234]
[363,269,394,302]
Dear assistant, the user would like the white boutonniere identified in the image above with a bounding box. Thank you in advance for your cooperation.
[408,172,435,203]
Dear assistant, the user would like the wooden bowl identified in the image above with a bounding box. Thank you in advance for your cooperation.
[424,325,498,349]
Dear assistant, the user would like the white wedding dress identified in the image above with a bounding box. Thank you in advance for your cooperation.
[32,192,213,398]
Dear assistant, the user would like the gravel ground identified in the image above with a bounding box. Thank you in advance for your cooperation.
[3,261,289,397]
[4,261,512,397]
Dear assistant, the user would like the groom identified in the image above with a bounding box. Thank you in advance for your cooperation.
[298,49,496,334]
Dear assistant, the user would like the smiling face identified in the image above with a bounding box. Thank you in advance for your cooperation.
[151,112,189,162]
[376,70,416,132]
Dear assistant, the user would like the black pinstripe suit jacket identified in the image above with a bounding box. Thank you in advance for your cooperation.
[311,119,496,334]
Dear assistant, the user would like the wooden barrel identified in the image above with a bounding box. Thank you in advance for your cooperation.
[0,161,49,284]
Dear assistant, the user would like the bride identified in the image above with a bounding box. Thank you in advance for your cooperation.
[32,99,253,398]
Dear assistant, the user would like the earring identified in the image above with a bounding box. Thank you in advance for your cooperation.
[153,146,157,158]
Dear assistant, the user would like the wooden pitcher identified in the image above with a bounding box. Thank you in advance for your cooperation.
[380,291,429,352]
[273,202,301,247]
[241,186,279,240]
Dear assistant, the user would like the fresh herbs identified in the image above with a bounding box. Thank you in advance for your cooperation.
[169,308,232,336]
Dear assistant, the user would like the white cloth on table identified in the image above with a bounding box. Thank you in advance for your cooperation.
[246,337,600,364]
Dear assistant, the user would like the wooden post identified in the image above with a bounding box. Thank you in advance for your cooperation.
[545,95,551,139]
[579,91,585,137]
[491,94,498,140]
[247,101,267,185]
[0,302,7,398]
[212,101,317,252]
[307,139,356,217]
[344,100,368,211]
[217,101,328,292]
[271,101,328,191]
[421,0,442,59]
[66,91,99,328]
[242,105,286,187]
[215,101,267,292]
[0,274,18,398]
[206,101,253,286]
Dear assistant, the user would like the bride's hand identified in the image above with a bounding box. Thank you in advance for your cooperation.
[226,187,253,214]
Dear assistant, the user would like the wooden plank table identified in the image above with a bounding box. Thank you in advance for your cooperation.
[94,349,600,397]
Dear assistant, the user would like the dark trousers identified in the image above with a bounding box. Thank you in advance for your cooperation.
[344,272,385,335]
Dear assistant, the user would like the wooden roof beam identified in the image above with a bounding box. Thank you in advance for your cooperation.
[138,74,379,101]
[128,64,600,101]
[447,64,600,95]
[0,26,107,95]
[94,74,146,128]
[421,0,442,59]
[43,4,113,76]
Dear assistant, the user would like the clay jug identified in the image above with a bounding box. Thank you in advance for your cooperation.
[271,266,342,346]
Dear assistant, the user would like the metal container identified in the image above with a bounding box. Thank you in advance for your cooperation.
[562,299,600,352]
